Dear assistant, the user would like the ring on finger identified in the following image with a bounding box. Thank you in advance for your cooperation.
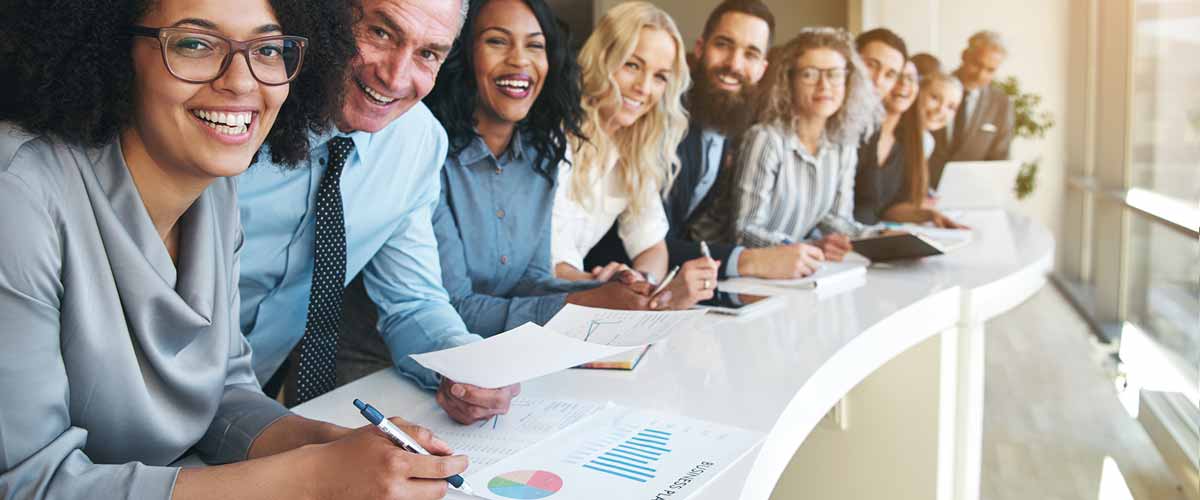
[702,279,712,290]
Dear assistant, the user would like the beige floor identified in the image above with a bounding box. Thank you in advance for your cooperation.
[981,287,1189,500]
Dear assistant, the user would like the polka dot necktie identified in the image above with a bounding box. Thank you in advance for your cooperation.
[289,137,354,405]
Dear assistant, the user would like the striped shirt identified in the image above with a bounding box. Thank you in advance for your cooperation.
[729,121,868,247]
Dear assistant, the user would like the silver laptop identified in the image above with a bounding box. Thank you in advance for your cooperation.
[935,160,1021,210]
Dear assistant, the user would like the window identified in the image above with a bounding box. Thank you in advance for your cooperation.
[1126,216,1199,375]
[1127,0,1200,379]
[1130,0,1200,204]
[1057,0,1199,489]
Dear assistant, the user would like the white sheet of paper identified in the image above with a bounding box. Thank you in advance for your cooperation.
[410,323,632,388]
[721,258,868,290]
[407,398,606,475]
[544,304,709,346]
[411,308,707,388]
[813,273,867,300]
[896,225,974,251]
[464,405,763,500]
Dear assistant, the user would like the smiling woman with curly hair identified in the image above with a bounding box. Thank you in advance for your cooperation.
[0,0,355,165]
[692,27,883,262]
[0,0,448,498]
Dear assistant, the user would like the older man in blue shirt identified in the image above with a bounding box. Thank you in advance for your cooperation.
[238,0,518,424]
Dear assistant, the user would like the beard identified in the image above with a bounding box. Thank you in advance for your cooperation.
[686,65,756,137]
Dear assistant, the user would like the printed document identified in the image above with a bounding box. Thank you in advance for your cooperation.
[461,405,763,500]
[410,306,708,388]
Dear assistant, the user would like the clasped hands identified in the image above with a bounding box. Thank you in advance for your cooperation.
[572,256,719,311]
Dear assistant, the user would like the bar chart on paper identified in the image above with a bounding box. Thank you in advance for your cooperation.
[466,406,763,500]
[578,427,673,483]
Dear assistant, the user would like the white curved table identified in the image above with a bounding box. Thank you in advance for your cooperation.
[295,209,1054,500]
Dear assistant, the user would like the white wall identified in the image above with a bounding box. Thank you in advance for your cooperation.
[594,0,848,47]
[939,0,1072,252]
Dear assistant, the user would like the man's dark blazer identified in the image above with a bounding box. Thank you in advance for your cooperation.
[929,81,1015,188]
[583,122,739,277]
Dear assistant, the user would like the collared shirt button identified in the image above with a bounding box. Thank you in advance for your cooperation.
[500,255,509,265]
[319,158,326,165]
[496,209,505,219]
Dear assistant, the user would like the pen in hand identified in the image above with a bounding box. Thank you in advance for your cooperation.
[651,265,680,297]
[353,399,476,495]
[782,238,823,272]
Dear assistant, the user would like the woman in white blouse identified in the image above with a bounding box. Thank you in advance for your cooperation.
[552,1,717,308]
[695,27,881,262]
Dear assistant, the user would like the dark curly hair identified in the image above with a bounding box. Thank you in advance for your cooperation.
[424,0,584,181]
[0,0,357,166]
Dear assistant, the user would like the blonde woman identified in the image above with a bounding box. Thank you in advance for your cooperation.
[698,28,880,261]
[919,71,964,188]
[551,1,717,309]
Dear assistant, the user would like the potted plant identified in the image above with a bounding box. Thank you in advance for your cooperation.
[996,76,1056,199]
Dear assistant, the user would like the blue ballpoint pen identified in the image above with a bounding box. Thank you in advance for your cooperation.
[353,399,476,495]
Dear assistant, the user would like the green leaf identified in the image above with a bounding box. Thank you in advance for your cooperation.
[996,76,1055,199]
[1015,159,1039,200]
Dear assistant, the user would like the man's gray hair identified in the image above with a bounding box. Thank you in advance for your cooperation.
[966,30,1006,55]
[457,0,470,35]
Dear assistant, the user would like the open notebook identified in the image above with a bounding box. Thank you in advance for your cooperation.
[720,257,869,290]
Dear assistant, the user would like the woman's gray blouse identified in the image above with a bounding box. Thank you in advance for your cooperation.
[0,125,290,499]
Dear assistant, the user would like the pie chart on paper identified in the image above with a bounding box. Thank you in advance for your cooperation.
[486,470,564,499]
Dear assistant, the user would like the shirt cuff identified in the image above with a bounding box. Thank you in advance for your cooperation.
[199,385,292,464]
[540,278,604,294]
[741,227,791,248]
[534,293,569,326]
[819,216,869,239]
[724,246,745,278]
[394,332,484,391]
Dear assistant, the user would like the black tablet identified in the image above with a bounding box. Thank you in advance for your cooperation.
[696,291,775,316]
[851,232,948,262]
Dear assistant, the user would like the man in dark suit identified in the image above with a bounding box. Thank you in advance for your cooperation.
[929,30,1016,187]
[585,0,824,280]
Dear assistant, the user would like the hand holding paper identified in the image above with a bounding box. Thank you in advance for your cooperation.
[410,306,708,388]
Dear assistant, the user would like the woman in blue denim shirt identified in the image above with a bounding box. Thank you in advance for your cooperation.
[423,0,669,337]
